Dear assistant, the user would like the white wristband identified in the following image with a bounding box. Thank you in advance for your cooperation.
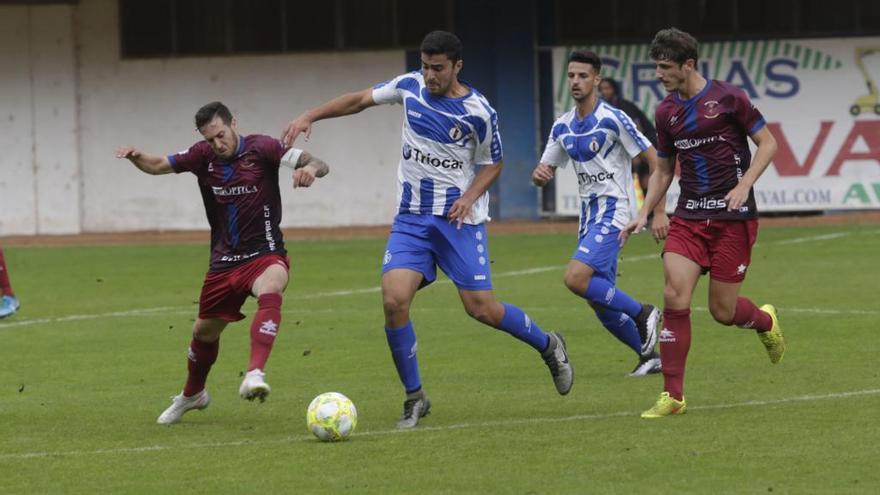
[280,148,304,170]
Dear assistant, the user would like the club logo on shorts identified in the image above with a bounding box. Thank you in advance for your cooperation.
[737,263,748,274]
[383,250,392,265]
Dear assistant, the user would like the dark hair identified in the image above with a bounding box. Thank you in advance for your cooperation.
[420,30,463,63]
[568,50,601,72]
[650,27,699,65]
[195,101,233,129]
[601,77,620,95]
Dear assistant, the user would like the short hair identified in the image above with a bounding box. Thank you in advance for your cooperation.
[568,50,601,72]
[601,77,620,95]
[195,101,233,129]
[420,30,463,63]
[650,27,699,65]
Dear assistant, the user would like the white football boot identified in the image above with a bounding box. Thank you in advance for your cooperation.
[157,389,211,424]
[239,369,271,402]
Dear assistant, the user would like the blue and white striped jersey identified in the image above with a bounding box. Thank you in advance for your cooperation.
[541,100,651,231]
[372,72,502,225]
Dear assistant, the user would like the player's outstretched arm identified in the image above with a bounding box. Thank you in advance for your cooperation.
[448,162,503,229]
[620,152,675,246]
[531,163,556,187]
[640,147,669,241]
[281,88,377,146]
[292,151,330,188]
[114,146,174,175]
[725,126,777,211]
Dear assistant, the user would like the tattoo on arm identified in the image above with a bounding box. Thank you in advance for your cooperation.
[295,150,330,177]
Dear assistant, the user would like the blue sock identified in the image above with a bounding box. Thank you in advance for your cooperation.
[594,307,641,355]
[584,277,642,317]
[385,321,421,393]
[497,303,550,352]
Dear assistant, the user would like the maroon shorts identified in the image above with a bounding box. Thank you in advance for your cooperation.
[663,216,758,283]
[198,254,289,322]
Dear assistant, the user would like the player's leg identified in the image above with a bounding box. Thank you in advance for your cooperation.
[641,252,701,418]
[157,317,227,424]
[431,217,571,395]
[0,247,20,319]
[158,269,247,424]
[565,226,660,357]
[458,288,572,395]
[382,268,430,428]
[706,220,783,363]
[382,214,436,428]
[239,256,290,401]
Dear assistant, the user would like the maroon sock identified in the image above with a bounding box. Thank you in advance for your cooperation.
[732,297,772,332]
[660,308,692,401]
[248,293,283,371]
[0,249,13,296]
[183,338,219,397]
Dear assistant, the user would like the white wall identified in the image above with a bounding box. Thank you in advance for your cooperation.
[0,4,79,235]
[0,0,406,235]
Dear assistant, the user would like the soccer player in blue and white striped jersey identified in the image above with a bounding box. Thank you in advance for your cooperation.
[282,31,572,429]
[532,51,668,377]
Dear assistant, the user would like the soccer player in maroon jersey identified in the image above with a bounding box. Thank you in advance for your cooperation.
[0,247,20,319]
[621,28,785,418]
[116,101,329,424]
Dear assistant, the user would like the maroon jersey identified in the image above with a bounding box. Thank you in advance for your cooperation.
[168,134,287,271]
[655,80,766,220]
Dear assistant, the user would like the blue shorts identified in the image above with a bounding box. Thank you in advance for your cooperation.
[571,223,621,282]
[382,214,493,291]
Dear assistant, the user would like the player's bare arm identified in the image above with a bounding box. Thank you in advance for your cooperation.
[531,163,556,187]
[620,153,675,245]
[639,146,669,241]
[725,126,778,211]
[292,150,330,188]
[448,161,503,229]
[115,146,174,175]
[281,88,377,146]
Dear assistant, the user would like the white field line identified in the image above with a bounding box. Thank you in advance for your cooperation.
[0,230,858,331]
[1,388,877,461]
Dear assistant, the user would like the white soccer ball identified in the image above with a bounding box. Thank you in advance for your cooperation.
[306,392,358,442]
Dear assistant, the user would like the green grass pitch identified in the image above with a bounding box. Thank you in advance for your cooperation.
[0,222,878,493]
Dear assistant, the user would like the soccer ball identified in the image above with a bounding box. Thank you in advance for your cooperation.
[306,392,358,441]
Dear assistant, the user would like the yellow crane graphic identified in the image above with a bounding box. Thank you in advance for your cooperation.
[849,47,880,116]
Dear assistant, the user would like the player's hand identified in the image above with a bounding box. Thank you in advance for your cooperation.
[281,116,312,147]
[447,196,475,230]
[618,215,648,247]
[531,164,555,186]
[651,211,670,242]
[293,166,317,188]
[115,146,140,160]
[724,184,750,211]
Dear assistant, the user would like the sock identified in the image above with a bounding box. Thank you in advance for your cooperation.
[0,249,13,296]
[497,303,550,352]
[248,293,283,371]
[594,307,641,355]
[583,277,641,317]
[660,308,691,401]
[732,297,773,332]
[183,338,220,397]
[385,321,422,394]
